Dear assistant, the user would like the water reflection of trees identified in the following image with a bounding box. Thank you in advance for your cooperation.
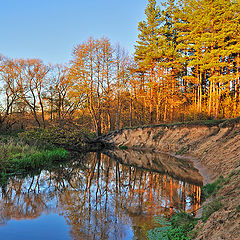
[0,152,202,239]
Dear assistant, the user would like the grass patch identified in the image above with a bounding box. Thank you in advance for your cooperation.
[148,212,198,240]
[6,148,69,174]
[236,205,240,212]
[203,169,239,199]
[119,144,128,150]
[0,132,70,176]
[0,126,96,176]
[202,199,223,222]
[147,203,223,240]
[203,175,225,199]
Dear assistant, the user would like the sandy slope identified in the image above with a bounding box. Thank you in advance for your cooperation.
[106,120,240,240]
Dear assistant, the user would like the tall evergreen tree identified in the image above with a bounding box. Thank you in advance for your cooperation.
[175,0,240,118]
[135,0,162,123]
[135,0,162,68]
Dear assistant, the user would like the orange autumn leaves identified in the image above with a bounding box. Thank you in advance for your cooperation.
[0,0,240,134]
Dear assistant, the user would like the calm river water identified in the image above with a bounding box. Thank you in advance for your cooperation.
[0,150,203,240]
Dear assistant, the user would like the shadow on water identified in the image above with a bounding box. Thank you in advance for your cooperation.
[0,150,203,240]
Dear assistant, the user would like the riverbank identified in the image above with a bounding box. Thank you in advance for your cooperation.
[0,126,94,177]
[106,118,240,239]
[0,131,70,177]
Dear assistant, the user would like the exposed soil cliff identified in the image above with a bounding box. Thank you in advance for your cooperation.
[106,119,240,240]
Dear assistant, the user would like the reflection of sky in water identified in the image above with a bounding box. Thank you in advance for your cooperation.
[0,213,71,240]
[0,152,202,240]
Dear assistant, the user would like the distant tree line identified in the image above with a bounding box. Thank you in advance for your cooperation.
[0,0,239,135]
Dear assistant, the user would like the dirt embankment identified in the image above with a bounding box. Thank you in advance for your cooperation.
[106,119,240,240]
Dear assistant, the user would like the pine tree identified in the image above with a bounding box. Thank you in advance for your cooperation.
[135,0,162,123]
[158,0,182,121]
[135,0,162,68]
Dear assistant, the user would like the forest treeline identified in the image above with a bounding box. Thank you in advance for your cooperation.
[0,0,239,136]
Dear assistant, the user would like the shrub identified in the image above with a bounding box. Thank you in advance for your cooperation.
[19,127,95,150]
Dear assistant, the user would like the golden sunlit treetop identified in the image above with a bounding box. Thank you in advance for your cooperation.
[0,0,239,134]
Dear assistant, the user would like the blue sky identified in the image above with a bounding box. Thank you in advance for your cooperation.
[0,0,150,65]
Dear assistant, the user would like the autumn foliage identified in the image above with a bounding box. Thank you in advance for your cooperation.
[0,0,239,135]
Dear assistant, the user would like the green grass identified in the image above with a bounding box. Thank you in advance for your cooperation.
[147,204,225,240]
[236,205,240,212]
[148,212,198,240]
[119,144,128,150]
[0,133,70,176]
[0,126,96,176]
[202,176,225,199]
[6,148,69,174]
[202,199,223,222]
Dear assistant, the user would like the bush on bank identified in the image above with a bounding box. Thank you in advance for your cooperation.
[19,126,95,150]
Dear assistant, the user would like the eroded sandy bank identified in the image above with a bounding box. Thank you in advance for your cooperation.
[106,120,240,240]
[107,121,240,179]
